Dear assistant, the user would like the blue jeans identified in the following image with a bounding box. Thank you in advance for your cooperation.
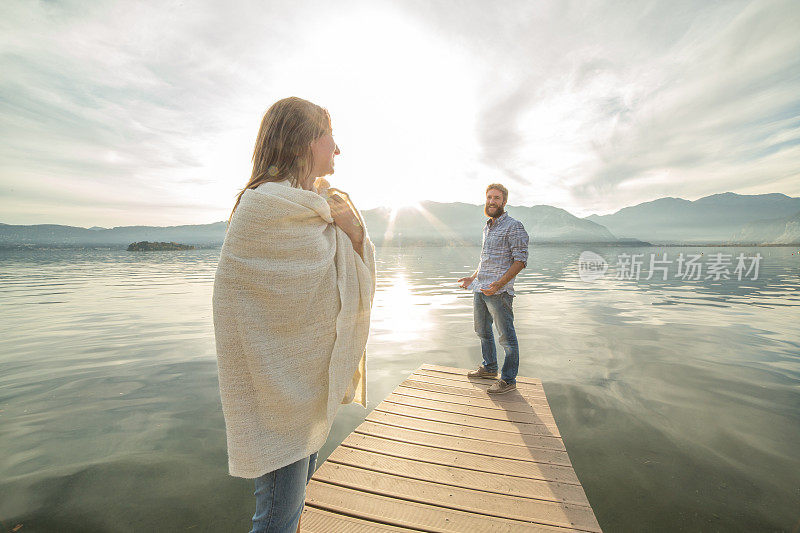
[250,452,318,533]
[473,291,519,384]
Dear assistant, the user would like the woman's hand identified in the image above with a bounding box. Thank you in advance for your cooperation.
[327,194,364,257]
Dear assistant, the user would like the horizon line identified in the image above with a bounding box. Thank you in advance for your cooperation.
[2,190,798,229]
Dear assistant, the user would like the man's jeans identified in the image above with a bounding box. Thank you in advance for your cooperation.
[250,452,317,533]
[473,291,519,384]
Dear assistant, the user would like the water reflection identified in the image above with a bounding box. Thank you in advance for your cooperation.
[372,271,431,343]
[0,245,797,531]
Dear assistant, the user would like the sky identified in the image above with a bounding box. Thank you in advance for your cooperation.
[1,0,799,227]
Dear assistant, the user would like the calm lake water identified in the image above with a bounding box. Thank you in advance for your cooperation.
[1,245,798,532]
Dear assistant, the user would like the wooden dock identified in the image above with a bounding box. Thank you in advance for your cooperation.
[301,364,601,532]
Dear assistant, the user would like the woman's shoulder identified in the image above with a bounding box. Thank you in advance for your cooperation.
[240,181,332,222]
[255,179,292,191]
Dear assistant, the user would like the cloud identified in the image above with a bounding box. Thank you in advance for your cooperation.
[570,1,800,212]
[0,0,311,225]
[1,0,484,225]
[398,0,800,215]
[1,0,798,225]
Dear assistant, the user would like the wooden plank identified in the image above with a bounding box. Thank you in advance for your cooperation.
[312,461,601,531]
[305,366,601,532]
[422,363,543,386]
[407,375,548,400]
[300,506,414,532]
[394,385,557,416]
[340,432,582,485]
[413,368,545,393]
[405,374,548,400]
[366,410,566,450]
[378,400,560,438]
[401,379,549,405]
[355,420,574,468]
[327,444,591,505]
[306,480,588,533]
[385,392,559,430]
[412,366,545,388]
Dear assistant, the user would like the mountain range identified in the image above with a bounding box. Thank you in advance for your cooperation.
[2,192,798,247]
[586,192,800,244]
[361,202,617,245]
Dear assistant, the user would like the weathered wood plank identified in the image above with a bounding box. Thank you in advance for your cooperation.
[365,410,566,450]
[339,432,582,484]
[385,392,559,431]
[354,420,574,467]
[394,385,557,416]
[304,366,600,532]
[312,461,601,531]
[377,400,560,437]
[413,367,546,393]
[401,379,550,405]
[300,506,413,532]
[306,480,588,533]
[405,373,548,400]
[422,363,543,386]
[326,444,591,505]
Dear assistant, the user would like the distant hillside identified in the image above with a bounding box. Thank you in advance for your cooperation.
[586,192,800,243]
[732,211,800,244]
[5,192,796,247]
[362,201,618,245]
[0,222,227,246]
[0,202,624,247]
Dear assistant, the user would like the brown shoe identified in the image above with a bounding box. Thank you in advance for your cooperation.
[467,365,498,379]
[487,379,516,394]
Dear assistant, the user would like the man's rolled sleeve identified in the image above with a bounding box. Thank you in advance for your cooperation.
[509,222,529,266]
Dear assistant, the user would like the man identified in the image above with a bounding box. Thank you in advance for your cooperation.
[458,184,529,394]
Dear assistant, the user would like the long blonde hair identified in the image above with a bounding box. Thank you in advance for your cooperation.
[230,97,331,220]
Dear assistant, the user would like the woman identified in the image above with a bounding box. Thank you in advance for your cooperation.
[213,97,375,532]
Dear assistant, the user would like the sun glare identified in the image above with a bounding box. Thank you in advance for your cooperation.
[280,7,478,213]
[386,197,422,211]
[371,272,431,344]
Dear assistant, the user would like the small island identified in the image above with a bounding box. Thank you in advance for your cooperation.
[127,241,195,251]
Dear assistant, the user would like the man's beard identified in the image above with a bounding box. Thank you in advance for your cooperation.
[484,205,505,218]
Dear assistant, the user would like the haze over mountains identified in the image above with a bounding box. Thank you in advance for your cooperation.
[362,202,617,245]
[2,192,798,246]
[587,193,800,244]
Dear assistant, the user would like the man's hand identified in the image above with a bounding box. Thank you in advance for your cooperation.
[480,281,504,296]
[481,262,523,295]
[457,275,475,289]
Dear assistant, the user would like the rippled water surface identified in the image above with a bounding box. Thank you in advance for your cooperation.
[1,245,798,532]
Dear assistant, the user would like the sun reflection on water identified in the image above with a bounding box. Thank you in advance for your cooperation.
[371,271,431,343]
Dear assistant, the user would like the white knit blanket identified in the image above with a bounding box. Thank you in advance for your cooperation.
[213,182,375,478]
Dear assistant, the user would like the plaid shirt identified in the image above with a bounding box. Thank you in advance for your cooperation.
[469,212,529,295]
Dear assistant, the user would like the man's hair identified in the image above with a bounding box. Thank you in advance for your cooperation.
[486,183,508,203]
